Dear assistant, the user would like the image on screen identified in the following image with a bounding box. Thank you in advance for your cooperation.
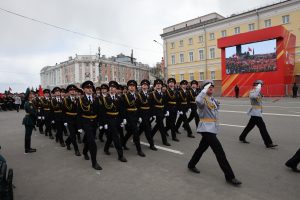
[225,39,277,74]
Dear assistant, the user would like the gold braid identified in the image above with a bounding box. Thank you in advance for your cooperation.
[138,93,148,105]
[64,98,72,111]
[204,96,217,110]
[79,97,90,112]
[51,99,61,110]
[125,93,136,107]
[189,90,195,101]
[103,96,115,109]
[166,89,176,100]
[180,91,187,102]
[153,91,162,104]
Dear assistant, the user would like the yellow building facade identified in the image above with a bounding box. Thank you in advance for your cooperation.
[161,0,300,88]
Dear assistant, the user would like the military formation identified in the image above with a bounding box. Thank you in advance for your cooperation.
[20,78,300,187]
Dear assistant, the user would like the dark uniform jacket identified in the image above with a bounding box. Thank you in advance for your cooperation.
[148,90,167,118]
[177,89,191,113]
[187,89,199,111]
[137,90,151,118]
[63,96,78,124]
[50,97,64,122]
[120,92,140,120]
[165,88,179,112]
[22,101,37,126]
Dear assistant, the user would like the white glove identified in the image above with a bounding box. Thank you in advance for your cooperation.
[42,117,45,120]
[179,111,183,115]
[64,123,68,127]
[188,108,191,113]
[120,123,124,128]
[256,84,262,92]
[104,124,108,129]
[51,120,55,124]
[202,83,212,94]
[164,111,169,117]
[123,119,127,125]
[99,126,103,130]
[78,129,83,133]
[152,116,156,120]
[38,116,41,119]
[138,118,142,123]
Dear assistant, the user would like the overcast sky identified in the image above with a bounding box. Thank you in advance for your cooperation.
[0,0,279,92]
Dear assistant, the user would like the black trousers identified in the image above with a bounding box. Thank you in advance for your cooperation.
[166,108,178,139]
[188,132,235,180]
[239,116,273,146]
[15,104,20,112]
[65,122,79,152]
[44,112,52,136]
[151,115,168,144]
[175,112,193,135]
[187,108,199,128]
[82,122,98,165]
[123,116,142,152]
[104,118,124,158]
[139,115,155,147]
[54,120,64,144]
[286,148,300,168]
[37,117,44,133]
[25,126,33,150]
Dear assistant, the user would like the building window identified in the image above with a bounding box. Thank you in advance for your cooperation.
[221,30,227,37]
[199,49,204,60]
[179,40,184,47]
[180,74,184,81]
[189,52,194,62]
[282,15,289,24]
[264,19,271,27]
[171,42,175,49]
[199,72,204,81]
[105,75,108,82]
[189,73,194,81]
[248,23,255,31]
[211,71,216,80]
[234,27,240,34]
[171,55,175,65]
[209,33,215,40]
[188,38,193,45]
[198,35,204,43]
[179,53,184,63]
[209,48,215,59]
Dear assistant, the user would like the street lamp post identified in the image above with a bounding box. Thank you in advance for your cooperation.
[98,46,102,84]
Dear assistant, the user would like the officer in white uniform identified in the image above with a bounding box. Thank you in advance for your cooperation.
[239,80,278,148]
[188,80,242,186]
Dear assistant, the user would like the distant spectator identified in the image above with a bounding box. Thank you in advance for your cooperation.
[14,94,21,112]
[292,83,298,98]
[234,85,239,98]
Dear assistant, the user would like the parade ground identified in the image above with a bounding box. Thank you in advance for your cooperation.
[0,97,299,200]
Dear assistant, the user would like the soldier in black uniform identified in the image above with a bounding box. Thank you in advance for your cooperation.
[187,80,200,128]
[165,78,180,142]
[33,95,44,134]
[63,84,81,156]
[102,81,127,162]
[61,88,68,137]
[175,80,195,138]
[121,80,145,157]
[50,87,66,147]
[22,89,37,153]
[97,84,109,142]
[75,88,83,144]
[77,81,102,170]
[41,89,54,139]
[149,79,171,146]
[138,79,157,151]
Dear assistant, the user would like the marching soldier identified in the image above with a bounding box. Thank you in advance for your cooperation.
[22,88,37,153]
[77,81,102,170]
[121,80,145,157]
[165,78,180,142]
[98,84,109,142]
[61,88,68,137]
[50,87,65,147]
[102,81,127,162]
[33,94,44,134]
[76,88,83,143]
[175,80,195,138]
[149,79,171,146]
[63,84,81,156]
[187,80,200,128]
[285,148,300,172]
[138,79,157,151]
[188,80,242,186]
[41,89,54,139]
[239,80,278,148]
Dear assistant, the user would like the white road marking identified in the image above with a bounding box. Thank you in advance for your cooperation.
[140,141,184,155]
[221,104,300,109]
[220,110,300,117]
[220,123,245,128]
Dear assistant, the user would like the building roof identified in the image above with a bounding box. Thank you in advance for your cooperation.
[161,0,294,38]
